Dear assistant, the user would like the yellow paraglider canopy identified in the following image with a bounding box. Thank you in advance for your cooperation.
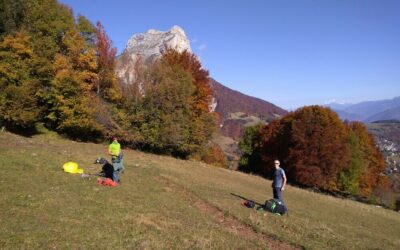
[63,162,84,174]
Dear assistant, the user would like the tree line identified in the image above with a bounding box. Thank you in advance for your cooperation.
[0,0,225,165]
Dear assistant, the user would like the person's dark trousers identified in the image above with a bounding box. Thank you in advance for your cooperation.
[111,157,121,183]
[273,186,288,214]
[273,186,284,203]
[112,170,120,183]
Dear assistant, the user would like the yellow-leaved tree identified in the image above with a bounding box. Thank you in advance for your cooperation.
[47,29,103,139]
[0,31,41,130]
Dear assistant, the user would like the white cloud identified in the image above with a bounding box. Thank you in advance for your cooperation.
[324,98,352,105]
[325,98,339,104]
[198,44,207,51]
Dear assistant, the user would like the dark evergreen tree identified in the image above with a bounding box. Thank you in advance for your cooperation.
[77,14,96,45]
[238,123,264,173]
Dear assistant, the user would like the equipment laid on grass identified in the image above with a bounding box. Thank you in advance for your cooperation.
[264,198,287,215]
[97,177,118,187]
[94,157,114,179]
[63,162,84,174]
[242,200,255,208]
[231,193,287,216]
[231,193,265,210]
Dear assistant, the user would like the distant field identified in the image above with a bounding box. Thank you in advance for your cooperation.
[1,132,399,249]
[367,121,400,144]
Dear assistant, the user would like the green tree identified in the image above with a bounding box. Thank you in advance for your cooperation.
[121,49,217,158]
[0,0,4,35]
[338,122,387,198]
[160,48,217,154]
[127,62,195,156]
[338,130,365,195]
[77,14,96,45]
[238,123,264,173]
[0,0,26,36]
[346,122,386,197]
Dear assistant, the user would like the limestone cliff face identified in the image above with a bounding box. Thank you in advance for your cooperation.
[116,25,191,85]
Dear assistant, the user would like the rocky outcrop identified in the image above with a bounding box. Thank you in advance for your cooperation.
[116,25,191,85]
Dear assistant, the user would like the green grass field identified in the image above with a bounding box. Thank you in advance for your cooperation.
[1,132,399,249]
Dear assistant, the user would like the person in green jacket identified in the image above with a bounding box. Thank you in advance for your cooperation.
[108,137,124,183]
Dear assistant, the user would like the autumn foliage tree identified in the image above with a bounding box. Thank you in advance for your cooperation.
[339,122,387,197]
[122,48,218,158]
[0,0,118,140]
[0,31,41,129]
[202,142,227,168]
[47,29,103,139]
[160,48,213,115]
[160,48,217,153]
[0,0,223,165]
[239,106,387,200]
[271,106,350,190]
[95,21,121,102]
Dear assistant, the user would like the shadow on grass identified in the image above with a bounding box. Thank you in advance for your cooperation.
[230,193,264,206]
[3,124,37,137]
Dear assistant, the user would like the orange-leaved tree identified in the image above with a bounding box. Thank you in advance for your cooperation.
[259,106,351,190]
[249,105,388,199]
[95,21,121,102]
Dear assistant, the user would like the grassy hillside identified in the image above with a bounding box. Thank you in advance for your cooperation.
[0,132,399,249]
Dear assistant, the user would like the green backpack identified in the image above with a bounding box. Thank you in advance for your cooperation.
[264,199,287,215]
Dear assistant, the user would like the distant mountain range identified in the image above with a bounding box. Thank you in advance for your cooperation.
[326,97,400,122]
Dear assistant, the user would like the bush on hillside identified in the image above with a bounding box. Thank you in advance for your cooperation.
[201,142,227,168]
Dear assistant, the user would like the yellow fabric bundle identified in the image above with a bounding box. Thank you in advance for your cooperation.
[63,162,84,174]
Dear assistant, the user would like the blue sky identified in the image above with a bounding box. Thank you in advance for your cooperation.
[60,0,400,110]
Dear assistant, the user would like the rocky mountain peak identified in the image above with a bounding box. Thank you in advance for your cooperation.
[169,25,186,35]
[117,25,191,84]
